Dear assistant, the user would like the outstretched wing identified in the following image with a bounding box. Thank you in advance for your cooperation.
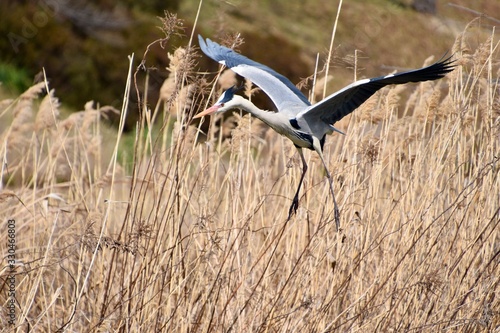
[199,35,311,113]
[298,55,455,125]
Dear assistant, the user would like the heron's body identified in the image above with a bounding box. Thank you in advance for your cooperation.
[235,97,319,150]
[195,35,455,230]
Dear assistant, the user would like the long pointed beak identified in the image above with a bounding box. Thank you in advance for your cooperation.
[193,104,220,119]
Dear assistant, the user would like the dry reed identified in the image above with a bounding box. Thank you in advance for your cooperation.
[0,13,498,333]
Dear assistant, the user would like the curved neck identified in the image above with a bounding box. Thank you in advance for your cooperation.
[231,95,278,126]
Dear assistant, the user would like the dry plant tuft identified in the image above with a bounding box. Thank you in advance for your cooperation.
[217,69,238,89]
[35,89,60,131]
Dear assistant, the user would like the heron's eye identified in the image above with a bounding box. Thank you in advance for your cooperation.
[220,103,225,107]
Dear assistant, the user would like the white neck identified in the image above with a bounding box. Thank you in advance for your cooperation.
[230,95,285,130]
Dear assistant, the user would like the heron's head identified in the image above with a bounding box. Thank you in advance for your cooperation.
[194,86,242,119]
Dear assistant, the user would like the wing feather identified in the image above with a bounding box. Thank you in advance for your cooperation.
[298,55,455,125]
[199,35,310,113]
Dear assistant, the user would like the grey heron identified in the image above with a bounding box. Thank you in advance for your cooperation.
[195,35,455,230]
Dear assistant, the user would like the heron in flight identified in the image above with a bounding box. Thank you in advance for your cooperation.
[195,35,454,230]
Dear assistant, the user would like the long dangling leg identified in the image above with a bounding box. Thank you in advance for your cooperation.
[314,146,341,231]
[288,147,308,221]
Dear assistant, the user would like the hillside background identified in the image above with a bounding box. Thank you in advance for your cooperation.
[0,0,498,120]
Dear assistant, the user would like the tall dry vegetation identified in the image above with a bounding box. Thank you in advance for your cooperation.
[0,14,499,333]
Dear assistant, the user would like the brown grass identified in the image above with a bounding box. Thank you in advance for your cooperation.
[0,12,499,333]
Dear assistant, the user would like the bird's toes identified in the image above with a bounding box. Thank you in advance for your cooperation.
[287,197,300,220]
[334,208,341,231]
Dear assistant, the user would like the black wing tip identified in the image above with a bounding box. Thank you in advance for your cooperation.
[432,53,457,75]
[405,53,457,82]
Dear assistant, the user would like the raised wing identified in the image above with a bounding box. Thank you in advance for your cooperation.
[199,35,311,113]
[298,55,455,125]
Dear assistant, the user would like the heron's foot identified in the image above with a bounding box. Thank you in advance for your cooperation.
[287,195,300,221]
[334,206,341,232]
